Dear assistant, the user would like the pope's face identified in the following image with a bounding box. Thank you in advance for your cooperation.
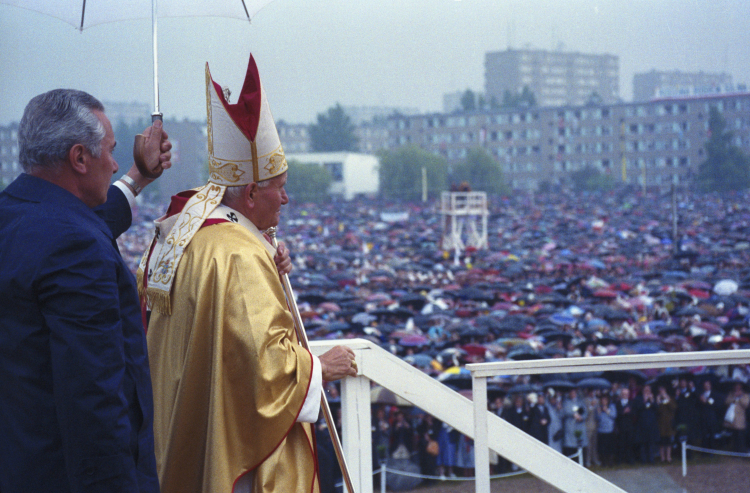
[253,172,288,230]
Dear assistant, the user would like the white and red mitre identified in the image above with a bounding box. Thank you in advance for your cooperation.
[141,55,287,314]
[207,54,287,185]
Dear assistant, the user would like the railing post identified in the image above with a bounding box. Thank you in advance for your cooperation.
[578,447,584,467]
[380,463,386,493]
[681,440,687,477]
[472,373,489,493]
[341,369,373,493]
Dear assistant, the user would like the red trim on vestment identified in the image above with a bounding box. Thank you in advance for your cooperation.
[231,348,317,493]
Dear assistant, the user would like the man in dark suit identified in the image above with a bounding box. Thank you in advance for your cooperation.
[615,388,638,464]
[0,89,171,492]
[528,393,551,445]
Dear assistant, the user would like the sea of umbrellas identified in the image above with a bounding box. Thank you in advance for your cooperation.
[118,186,750,399]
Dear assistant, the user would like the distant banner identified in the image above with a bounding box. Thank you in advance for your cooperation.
[380,212,410,223]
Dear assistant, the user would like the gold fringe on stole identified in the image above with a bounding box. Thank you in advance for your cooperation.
[136,267,145,300]
[147,286,173,315]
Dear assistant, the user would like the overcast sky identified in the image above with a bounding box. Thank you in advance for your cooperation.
[1,0,749,126]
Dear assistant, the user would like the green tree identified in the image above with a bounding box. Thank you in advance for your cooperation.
[696,106,750,192]
[502,86,537,108]
[570,165,615,192]
[451,147,506,195]
[309,103,359,152]
[285,159,332,203]
[378,145,447,201]
[461,89,477,112]
[519,86,536,107]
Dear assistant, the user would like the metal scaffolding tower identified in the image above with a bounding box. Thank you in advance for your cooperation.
[441,191,489,262]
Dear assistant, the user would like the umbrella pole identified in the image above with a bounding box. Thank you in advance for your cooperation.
[151,0,162,121]
[266,227,357,493]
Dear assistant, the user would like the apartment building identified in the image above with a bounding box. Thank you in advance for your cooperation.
[386,93,750,191]
[485,49,619,108]
[0,123,20,187]
[633,70,736,102]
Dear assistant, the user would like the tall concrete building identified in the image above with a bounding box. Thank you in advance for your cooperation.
[385,92,750,192]
[485,49,619,108]
[633,70,736,102]
[0,123,19,188]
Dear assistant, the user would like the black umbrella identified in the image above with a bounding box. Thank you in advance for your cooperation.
[458,324,489,338]
[399,293,428,311]
[576,378,612,390]
[541,346,567,358]
[507,383,541,395]
[604,369,648,384]
[326,321,353,332]
[674,306,708,317]
[544,331,573,343]
[487,384,508,400]
[456,287,494,302]
[297,291,327,304]
[507,347,543,360]
[657,326,685,337]
[717,378,750,393]
[438,373,473,390]
[325,291,357,303]
[543,379,576,390]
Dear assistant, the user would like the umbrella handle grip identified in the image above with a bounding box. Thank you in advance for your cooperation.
[133,133,164,180]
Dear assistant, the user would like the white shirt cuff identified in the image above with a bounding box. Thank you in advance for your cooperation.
[113,180,137,210]
[297,353,322,423]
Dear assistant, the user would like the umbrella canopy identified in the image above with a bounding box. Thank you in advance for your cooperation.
[399,334,430,347]
[371,386,412,406]
[576,378,612,390]
[714,279,739,296]
[507,383,541,395]
[717,378,750,393]
[437,372,473,390]
[3,0,268,29]
[402,354,434,369]
[2,0,276,117]
[549,312,577,326]
[542,379,576,390]
[604,369,648,384]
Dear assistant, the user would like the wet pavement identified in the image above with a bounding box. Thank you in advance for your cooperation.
[599,468,686,493]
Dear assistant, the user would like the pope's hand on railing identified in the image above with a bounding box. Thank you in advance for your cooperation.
[319,345,358,381]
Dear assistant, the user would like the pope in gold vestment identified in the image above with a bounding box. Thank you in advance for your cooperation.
[146,219,320,493]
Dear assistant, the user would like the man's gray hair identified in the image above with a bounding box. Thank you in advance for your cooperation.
[18,89,106,173]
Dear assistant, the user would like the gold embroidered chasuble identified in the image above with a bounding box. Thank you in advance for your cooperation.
[146,221,319,493]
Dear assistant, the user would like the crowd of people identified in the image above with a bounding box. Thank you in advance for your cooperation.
[117,185,750,487]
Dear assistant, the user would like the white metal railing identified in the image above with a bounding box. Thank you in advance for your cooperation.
[467,349,750,493]
[309,339,636,493]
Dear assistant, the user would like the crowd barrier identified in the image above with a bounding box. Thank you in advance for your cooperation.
[338,449,583,492]
[681,440,750,477]
[334,443,750,492]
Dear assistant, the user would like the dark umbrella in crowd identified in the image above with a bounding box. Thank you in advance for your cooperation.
[604,369,648,384]
[371,386,412,406]
[543,379,576,391]
[576,378,612,390]
[508,383,541,395]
